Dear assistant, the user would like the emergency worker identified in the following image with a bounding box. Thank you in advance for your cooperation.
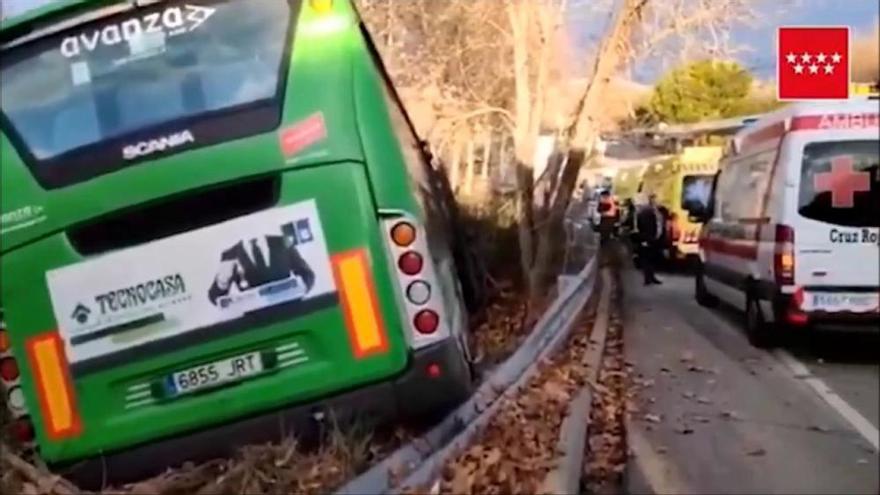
[597,190,619,244]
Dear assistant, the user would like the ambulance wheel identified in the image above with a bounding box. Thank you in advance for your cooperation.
[694,269,718,308]
[745,296,775,348]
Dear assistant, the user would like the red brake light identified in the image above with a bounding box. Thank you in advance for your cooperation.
[426,363,442,378]
[775,224,795,243]
[398,251,424,276]
[7,416,35,443]
[413,310,439,334]
[0,357,19,381]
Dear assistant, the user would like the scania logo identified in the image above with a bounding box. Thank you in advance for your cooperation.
[123,130,195,160]
[60,4,216,58]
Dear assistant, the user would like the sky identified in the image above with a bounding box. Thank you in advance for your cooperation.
[569,0,880,83]
[736,0,879,79]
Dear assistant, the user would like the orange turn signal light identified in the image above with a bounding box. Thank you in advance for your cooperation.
[391,222,416,247]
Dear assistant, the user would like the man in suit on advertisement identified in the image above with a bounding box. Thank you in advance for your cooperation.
[208,221,316,306]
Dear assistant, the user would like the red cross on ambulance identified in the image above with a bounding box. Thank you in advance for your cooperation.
[813,156,871,208]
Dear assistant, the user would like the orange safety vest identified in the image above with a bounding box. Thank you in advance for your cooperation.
[599,196,619,218]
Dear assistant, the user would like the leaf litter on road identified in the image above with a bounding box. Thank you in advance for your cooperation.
[584,291,628,495]
[403,299,601,495]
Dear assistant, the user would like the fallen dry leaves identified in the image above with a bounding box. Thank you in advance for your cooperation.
[405,303,599,495]
[469,278,552,368]
[2,425,383,495]
[583,295,628,495]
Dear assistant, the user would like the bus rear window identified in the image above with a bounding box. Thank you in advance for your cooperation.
[798,140,879,228]
[0,0,295,187]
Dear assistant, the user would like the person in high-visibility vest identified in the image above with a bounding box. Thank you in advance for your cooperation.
[597,190,619,243]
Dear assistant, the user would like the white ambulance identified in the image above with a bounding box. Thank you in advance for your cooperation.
[691,98,879,347]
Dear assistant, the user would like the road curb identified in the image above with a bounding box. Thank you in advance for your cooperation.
[541,268,612,494]
[623,418,656,495]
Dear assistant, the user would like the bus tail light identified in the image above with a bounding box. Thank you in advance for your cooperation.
[398,251,423,275]
[381,213,450,350]
[1,314,32,446]
[332,250,389,359]
[7,416,35,444]
[7,385,26,412]
[406,281,431,306]
[774,224,796,286]
[413,310,439,334]
[426,363,442,378]
[0,357,19,381]
[25,332,82,440]
[390,222,416,247]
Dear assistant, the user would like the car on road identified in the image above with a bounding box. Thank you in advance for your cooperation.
[0,0,478,486]
[691,98,879,347]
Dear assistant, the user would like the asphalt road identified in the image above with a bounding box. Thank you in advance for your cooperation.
[622,269,879,495]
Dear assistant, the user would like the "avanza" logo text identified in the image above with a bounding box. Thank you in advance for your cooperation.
[60,4,215,58]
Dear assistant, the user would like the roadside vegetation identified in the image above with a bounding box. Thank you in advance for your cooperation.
[4,0,853,493]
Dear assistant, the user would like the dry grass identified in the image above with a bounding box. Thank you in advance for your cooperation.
[1,418,385,495]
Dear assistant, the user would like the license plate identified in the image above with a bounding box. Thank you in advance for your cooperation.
[165,351,263,396]
[809,292,880,312]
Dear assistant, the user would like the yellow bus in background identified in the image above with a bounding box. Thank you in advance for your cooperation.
[638,146,723,263]
[612,164,647,204]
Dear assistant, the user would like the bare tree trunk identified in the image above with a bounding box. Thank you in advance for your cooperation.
[509,0,540,296]
[465,138,476,196]
[525,0,647,294]
[521,0,569,299]
[450,140,462,193]
[481,132,491,180]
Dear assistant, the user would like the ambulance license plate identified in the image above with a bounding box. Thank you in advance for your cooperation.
[166,352,263,396]
[809,292,880,312]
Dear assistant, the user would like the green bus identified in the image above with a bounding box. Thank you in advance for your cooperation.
[0,0,479,485]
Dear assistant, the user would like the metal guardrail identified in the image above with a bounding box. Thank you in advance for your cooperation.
[337,248,599,495]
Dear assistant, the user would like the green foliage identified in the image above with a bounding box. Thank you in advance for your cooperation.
[649,60,757,124]
[727,95,786,116]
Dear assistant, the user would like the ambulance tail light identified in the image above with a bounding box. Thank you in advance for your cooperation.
[774,224,796,286]
[786,287,809,326]
[380,213,450,350]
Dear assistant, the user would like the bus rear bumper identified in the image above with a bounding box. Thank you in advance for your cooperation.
[59,339,471,489]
